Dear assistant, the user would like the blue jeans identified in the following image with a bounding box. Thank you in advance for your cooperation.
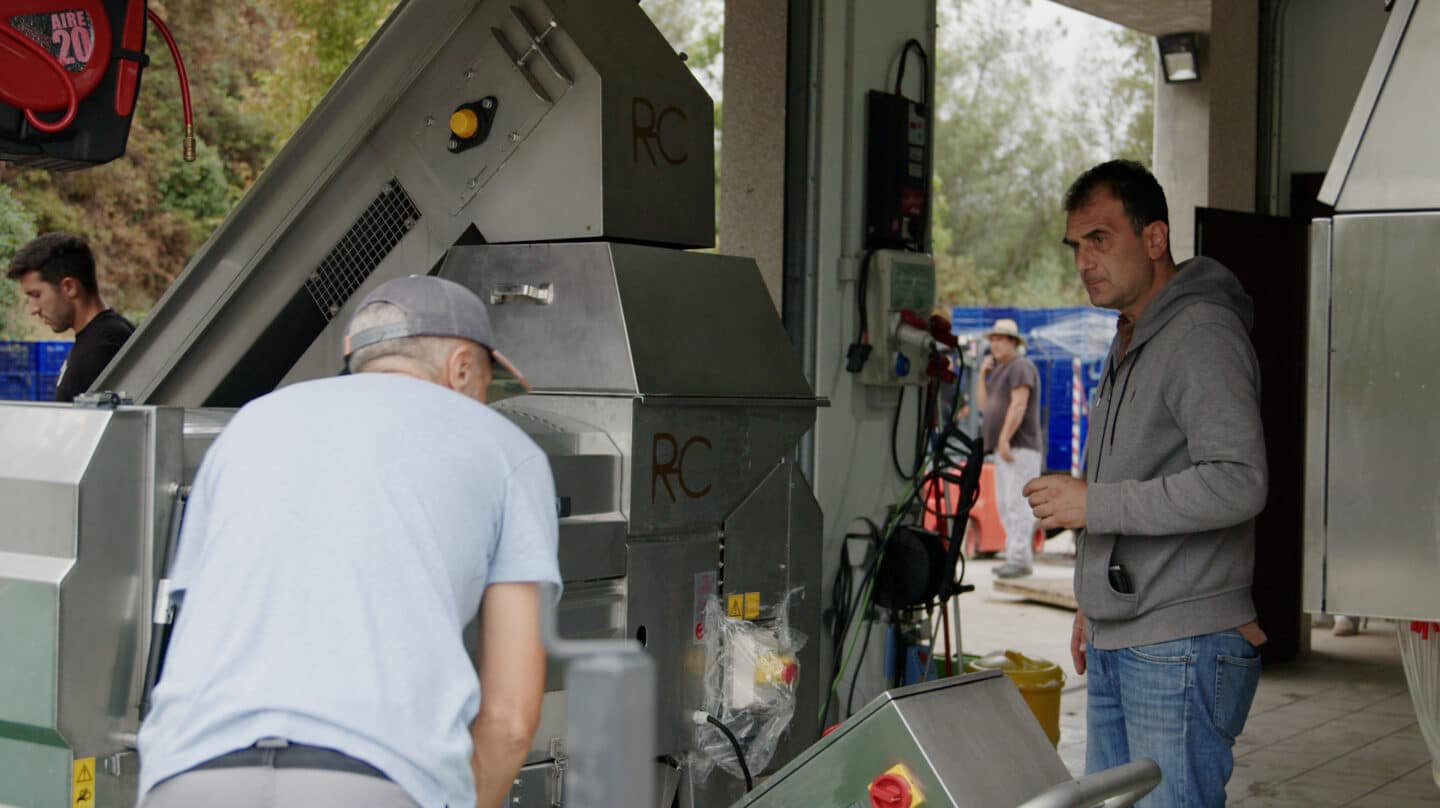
[1086,630,1262,807]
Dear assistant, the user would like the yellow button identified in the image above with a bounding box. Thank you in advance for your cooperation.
[450,108,479,139]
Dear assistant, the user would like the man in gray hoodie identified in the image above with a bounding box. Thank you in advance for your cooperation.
[1023,160,1268,806]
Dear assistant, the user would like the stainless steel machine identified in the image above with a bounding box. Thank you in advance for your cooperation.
[737,672,1160,808]
[0,402,230,807]
[1305,0,1440,629]
[1,0,822,806]
[1307,0,1440,785]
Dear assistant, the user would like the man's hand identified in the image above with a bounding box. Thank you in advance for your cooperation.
[980,355,996,377]
[1071,611,1087,675]
[1023,474,1087,530]
[997,439,1014,463]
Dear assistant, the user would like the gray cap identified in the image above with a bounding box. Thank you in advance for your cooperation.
[344,275,530,390]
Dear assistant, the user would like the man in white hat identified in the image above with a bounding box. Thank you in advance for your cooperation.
[977,317,1043,578]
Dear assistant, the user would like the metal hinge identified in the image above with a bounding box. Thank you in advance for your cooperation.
[548,738,568,807]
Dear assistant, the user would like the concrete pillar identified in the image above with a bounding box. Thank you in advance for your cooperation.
[721,0,788,312]
[1152,0,1258,261]
[1207,0,1259,214]
[1153,59,1210,262]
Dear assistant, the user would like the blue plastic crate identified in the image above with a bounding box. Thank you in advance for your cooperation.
[36,342,71,377]
[0,372,36,401]
[0,342,35,376]
[37,373,60,401]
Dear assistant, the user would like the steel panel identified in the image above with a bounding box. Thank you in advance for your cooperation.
[440,243,639,395]
[1335,1,1440,212]
[1318,0,1416,207]
[625,537,720,755]
[1303,219,1331,613]
[739,673,1072,807]
[716,458,825,773]
[1326,212,1440,620]
[612,245,813,400]
[630,402,814,536]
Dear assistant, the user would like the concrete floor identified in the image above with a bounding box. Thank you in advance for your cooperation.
[956,555,1440,805]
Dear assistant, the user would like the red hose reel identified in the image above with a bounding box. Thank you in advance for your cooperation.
[0,0,192,169]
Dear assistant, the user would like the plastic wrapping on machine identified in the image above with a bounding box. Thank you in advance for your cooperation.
[689,590,806,785]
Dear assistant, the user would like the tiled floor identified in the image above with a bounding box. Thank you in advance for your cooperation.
[957,556,1440,805]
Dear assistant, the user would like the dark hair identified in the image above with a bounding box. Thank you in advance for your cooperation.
[6,232,98,295]
[1063,160,1169,236]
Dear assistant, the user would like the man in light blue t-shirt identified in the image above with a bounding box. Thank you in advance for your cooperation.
[137,276,561,808]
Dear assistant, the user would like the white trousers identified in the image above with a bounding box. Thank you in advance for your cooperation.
[993,448,1042,568]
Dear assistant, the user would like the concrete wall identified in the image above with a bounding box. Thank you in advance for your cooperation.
[1153,0,1259,261]
[721,0,787,310]
[1271,0,1388,215]
[805,0,936,712]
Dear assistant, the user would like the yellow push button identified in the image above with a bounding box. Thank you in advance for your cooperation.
[450,108,479,139]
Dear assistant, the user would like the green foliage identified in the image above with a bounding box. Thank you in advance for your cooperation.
[931,0,1153,308]
[0,185,39,337]
[0,0,400,320]
[157,135,238,224]
[243,0,400,150]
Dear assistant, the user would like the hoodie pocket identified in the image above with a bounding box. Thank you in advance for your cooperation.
[1074,533,1140,621]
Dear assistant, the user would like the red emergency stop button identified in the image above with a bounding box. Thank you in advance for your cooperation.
[869,773,913,808]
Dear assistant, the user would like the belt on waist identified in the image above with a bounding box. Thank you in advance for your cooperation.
[189,741,388,781]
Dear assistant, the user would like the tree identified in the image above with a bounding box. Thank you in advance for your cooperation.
[0,185,39,337]
[930,0,1153,309]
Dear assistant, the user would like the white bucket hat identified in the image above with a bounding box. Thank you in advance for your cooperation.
[985,318,1026,345]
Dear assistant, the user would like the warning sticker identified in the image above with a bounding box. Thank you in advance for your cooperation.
[727,594,744,618]
[744,592,761,619]
[72,757,95,808]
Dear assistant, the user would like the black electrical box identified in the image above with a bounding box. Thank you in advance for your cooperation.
[864,90,928,252]
[0,0,149,170]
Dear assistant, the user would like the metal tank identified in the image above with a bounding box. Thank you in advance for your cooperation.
[1,0,822,805]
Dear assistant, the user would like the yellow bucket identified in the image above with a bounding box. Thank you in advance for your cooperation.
[966,650,1065,746]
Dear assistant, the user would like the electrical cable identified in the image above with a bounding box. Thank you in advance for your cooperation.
[894,39,930,107]
[856,249,876,345]
[146,9,196,161]
[703,713,753,791]
[890,386,913,480]
[0,25,80,133]
[846,614,877,715]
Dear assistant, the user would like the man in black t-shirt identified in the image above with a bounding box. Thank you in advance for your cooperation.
[7,233,135,402]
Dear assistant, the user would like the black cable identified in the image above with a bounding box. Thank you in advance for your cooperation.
[894,39,930,107]
[891,387,915,480]
[846,614,877,716]
[705,714,753,791]
[855,249,876,345]
[820,519,881,731]
[914,378,933,477]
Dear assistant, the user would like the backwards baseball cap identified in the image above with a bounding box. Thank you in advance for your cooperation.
[344,274,531,394]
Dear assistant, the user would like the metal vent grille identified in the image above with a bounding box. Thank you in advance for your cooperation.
[304,179,421,320]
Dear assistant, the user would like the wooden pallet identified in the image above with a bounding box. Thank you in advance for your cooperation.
[993,577,1078,611]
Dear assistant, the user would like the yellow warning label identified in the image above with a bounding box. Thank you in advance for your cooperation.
[72,757,95,808]
[744,592,761,619]
[727,594,744,618]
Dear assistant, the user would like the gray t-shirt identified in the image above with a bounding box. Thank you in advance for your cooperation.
[982,356,1042,452]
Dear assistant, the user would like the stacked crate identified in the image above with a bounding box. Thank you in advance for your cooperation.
[0,342,74,401]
